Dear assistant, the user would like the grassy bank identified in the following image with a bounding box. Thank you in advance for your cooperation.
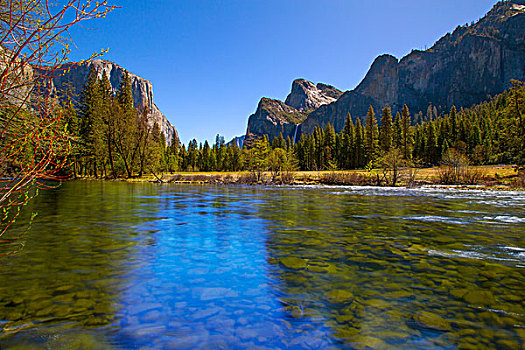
[123,165,524,189]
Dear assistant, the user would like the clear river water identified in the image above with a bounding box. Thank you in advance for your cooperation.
[0,181,524,349]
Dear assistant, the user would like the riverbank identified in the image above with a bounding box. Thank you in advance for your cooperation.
[120,165,524,189]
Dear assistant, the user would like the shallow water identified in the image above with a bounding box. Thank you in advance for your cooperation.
[0,182,524,349]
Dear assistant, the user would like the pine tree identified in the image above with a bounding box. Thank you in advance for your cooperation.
[313,126,324,170]
[187,139,198,171]
[214,134,225,171]
[379,105,393,153]
[393,112,402,149]
[354,118,365,168]
[180,144,188,170]
[425,123,438,165]
[342,113,355,169]
[364,106,379,165]
[78,65,103,176]
[450,105,458,142]
[324,122,336,168]
[114,71,138,178]
[401,104,412,159]
[202,141,211,171]
[99,70,115,178]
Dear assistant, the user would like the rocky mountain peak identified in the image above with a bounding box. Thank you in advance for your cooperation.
[354,54,400,110]
[284,79,341,111]
[431,0,525,53]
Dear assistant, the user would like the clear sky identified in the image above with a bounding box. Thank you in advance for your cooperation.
[68,0,496,144]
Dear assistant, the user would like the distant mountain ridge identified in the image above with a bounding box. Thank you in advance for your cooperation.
[244,0,525,142]
[51,59,179,145]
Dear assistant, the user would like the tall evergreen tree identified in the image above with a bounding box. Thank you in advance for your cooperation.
[364,106,379,165]
[450,105,458,142]
[425,123,438,165]
[114,71,138,178]
[393,112,402,149]
[99,71,115,178]
[324,122,336,168]
[379,105,393,153]
[342,113,355,169]
[401,104,412,159]
[78,65,103,176]
[354,118,365,168]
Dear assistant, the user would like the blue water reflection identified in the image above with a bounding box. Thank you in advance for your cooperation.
[0,182,523,349]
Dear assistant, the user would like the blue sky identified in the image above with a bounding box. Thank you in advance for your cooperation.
[68,0,496,144]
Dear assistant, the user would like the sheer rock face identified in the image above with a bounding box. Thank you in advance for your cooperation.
[245,80,341,144]
[51,59,178,145]
[250,1,525,139]
[245,98,307,145]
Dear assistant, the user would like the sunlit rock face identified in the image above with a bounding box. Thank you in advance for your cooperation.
[249,1,525,140]
[50,59,178,145]
[284,79,342,112]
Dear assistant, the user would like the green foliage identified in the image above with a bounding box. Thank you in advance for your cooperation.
[379,148,410,186]
[379,106,393,153]
[72,69,166,178]
[413,81,525,168]
[71,79,525,178]
[364,105,379,166]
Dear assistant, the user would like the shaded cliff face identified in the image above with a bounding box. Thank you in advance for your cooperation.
[300,0,525,135]
[52,59,178,145]
[245,79,341,144]
[245,98,306,145]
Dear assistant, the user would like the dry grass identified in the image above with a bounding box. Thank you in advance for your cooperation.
[128,165,521,188]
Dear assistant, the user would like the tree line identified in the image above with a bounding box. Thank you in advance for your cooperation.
[67,79,524,178]
[167,81,524,174]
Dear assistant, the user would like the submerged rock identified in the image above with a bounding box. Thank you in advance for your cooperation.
[413,311,452,331]
[279,257,307,270]
[462,290,496,306]
[326,289,354,304]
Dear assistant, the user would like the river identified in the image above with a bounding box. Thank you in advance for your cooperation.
[0,182,524,349]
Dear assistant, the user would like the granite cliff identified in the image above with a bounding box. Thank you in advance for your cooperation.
[245,79,342,144]
[302,1,525,135]
[51,59,178,145]
[247,0,525,141]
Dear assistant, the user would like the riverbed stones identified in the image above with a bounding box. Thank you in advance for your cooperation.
[449,288,469,299]
[279,257,307,269]
[199,287,238,301]
[2,184,525,349]
[326,289,354,303]
[352,335,386,350]
[413,311,452,331]
[462,290,496,306]
[192,306,222,320]
[140,309,162,322]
